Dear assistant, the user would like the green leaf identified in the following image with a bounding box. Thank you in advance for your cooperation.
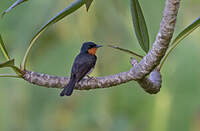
[158,16,200,70]
[1,0,28,18]
[21,0,85,70]
[0,34,10,61]
[130,0,149,53]
[108,45,143,59]
[85,0,94,11]
[0,59,14,68]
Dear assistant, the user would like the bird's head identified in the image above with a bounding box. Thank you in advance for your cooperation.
[80,42,103,55]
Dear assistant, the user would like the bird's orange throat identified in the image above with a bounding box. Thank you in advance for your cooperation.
[88,48,97,55]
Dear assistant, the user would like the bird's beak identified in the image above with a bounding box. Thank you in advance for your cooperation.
[95,45,103,48]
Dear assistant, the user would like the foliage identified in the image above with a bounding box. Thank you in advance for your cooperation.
[1,0,28,18]
[0,34,10,60]
[130,0,149,53]
[158,16,200,70]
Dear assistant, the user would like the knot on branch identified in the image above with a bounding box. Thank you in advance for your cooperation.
[137,69,162,94]
[130,58,162,94]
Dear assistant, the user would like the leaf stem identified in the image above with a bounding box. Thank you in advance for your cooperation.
[0,74,21,78]
[21,0,85,70]
[21,29,46,70]
[108,45,143,59]
[0,35,10,61]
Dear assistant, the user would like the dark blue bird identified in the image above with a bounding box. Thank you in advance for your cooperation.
[60,42,102,96]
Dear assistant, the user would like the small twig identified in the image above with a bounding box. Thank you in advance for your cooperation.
[108,45,143,59]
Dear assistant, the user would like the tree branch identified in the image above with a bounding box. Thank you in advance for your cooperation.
[22,0,180,94]
[132,0,180,79]
[22,58,162,93]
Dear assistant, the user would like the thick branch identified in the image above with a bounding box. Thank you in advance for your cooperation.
[22,58,161,94]
[132,0,180,79]
[22,0,180,94]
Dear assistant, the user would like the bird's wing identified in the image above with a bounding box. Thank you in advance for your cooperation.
[71,53,96,82]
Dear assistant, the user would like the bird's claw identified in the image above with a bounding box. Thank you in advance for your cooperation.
[86,75,98,82]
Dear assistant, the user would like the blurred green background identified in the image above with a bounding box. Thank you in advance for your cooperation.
[0,0,200,131]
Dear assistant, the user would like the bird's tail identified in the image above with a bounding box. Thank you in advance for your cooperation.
[60,78,76,96]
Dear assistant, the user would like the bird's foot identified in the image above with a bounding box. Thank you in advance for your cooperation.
[86,75,98,82]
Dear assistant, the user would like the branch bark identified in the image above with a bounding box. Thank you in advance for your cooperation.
[22,58,162,94]
[22,0,180,94]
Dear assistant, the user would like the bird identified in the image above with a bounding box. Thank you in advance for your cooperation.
[60,42,103,96]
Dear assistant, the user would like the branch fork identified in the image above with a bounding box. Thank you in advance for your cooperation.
[22,0,180,94]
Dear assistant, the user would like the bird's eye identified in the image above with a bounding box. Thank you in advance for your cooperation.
[89,45,93,48]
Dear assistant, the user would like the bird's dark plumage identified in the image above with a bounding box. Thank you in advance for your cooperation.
[60,42,102,96]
